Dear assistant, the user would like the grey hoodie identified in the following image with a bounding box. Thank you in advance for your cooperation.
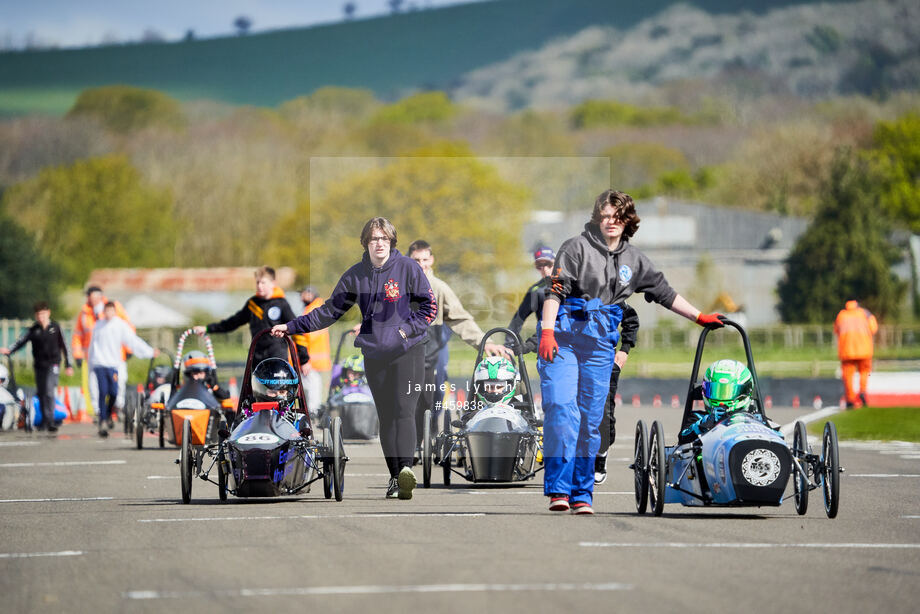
[546,223,677,308]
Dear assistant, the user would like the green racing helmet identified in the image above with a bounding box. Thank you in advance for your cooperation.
[702,359,753,418]
[342,353,365,374]
[473,356,519,405]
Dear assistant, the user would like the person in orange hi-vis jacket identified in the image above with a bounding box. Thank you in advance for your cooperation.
[834,299,878,409]
[300,286,331,416]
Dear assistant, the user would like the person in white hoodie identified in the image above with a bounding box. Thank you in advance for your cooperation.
[89,302,157,437]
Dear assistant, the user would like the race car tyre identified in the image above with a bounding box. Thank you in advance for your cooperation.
[822,421,840,519]
[649,420,666,516]
[124,392,135,435]
[217,449,228,502]
[422,409,432,488]
[158,411,165,448]
[180,418,193,504]
[322,427,333,499]
[135,402,144,449]
[633,420,649,514]
[442,410,452,487]
[332,416,345,502]
[793,420,809,516]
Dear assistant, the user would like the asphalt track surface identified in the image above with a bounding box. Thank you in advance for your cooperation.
[1,406,919,614]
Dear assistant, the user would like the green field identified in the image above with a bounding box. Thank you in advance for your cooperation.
[809,407,920,442]
[8,327,918,390]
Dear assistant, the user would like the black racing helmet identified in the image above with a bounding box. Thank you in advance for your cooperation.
[251,358,299,408]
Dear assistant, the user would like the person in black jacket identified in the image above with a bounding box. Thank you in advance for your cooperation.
[273,217,437,501]
[193,266,309,368]
[1,302,73,432]
[506,246,555,353]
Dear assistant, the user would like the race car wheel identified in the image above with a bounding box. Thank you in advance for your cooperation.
[821,421,840,519]
[322,427,333,499]
[649,420,666,516]
[422,409,433,488]
[180,418,193,504]
[633,420,649,514]
[332,416,345,502]
[124,392,135,435]
[134,402,144,449]
[442,411,452,487]
[792,420,809,516]
[217,449,228,502]
[158,411,165,448]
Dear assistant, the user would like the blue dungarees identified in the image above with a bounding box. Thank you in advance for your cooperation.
[538,298,622,504]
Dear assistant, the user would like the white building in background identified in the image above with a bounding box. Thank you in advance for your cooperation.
[84,267,301,328]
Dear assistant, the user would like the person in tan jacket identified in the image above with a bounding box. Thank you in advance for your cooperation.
[834,299,878,408]
[407,240,511,448]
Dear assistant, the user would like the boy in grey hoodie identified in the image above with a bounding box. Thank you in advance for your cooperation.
[538,190,723,514]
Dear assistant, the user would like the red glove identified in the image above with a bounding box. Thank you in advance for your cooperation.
[538,329,558,362]
[696,312,725,327]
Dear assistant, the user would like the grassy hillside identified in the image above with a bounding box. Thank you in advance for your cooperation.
[0,0,855,116]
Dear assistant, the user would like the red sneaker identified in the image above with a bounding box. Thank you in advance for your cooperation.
[549,495,570,512]
[572,502,594,515]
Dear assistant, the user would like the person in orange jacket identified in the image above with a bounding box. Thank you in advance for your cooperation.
[71,286,133,417]
[834,299,878,409]
[299,285,331,415]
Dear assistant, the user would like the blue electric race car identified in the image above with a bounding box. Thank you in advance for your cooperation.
[633,318,842,518]
[177,329,346,503]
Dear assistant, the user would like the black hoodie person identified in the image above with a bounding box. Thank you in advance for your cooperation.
[273,217,437,501]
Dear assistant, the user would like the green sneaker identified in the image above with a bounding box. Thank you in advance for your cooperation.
[397,466,417,500]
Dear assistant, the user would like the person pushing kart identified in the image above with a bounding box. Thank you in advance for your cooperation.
[193,266,309,375]
[538,189,723,515]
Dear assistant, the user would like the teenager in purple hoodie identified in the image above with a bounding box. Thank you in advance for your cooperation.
[272,217,437,500]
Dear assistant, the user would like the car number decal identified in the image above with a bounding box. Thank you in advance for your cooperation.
[237,433,280,445]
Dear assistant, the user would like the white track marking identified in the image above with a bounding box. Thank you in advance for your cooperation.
[902,516,920,519]
[849,474,920,477]
[465,491,631,495]
[780,407,840,436]
[0,497,113,503]
[124,582,632,600]
[138,512,486,523]
[0,550,83,559]
[0,441,40,447]
[580,542,920,549]
[146,475,178,479]
[0,460,126,468]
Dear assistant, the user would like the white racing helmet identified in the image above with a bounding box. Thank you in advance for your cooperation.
[473,356,519,405]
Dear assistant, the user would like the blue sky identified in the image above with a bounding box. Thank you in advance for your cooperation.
[0,0,488,49]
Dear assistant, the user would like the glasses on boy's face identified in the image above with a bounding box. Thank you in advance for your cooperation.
[599,214,625,224]
[368,236,391,244]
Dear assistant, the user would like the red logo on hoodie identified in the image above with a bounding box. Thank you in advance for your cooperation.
[384,279,400,302]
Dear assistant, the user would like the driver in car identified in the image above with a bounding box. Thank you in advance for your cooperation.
[329,353,366,398]
[182,351,229,402]
[467,356,522,416]
[681,359,753,439]
[250,357,300,416]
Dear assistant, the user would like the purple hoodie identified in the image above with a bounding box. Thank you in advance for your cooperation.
[285,248,437,360]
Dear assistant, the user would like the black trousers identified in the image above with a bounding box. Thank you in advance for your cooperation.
[365,342,425,478]
[34,365,59,429]
[598,363,622,454]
